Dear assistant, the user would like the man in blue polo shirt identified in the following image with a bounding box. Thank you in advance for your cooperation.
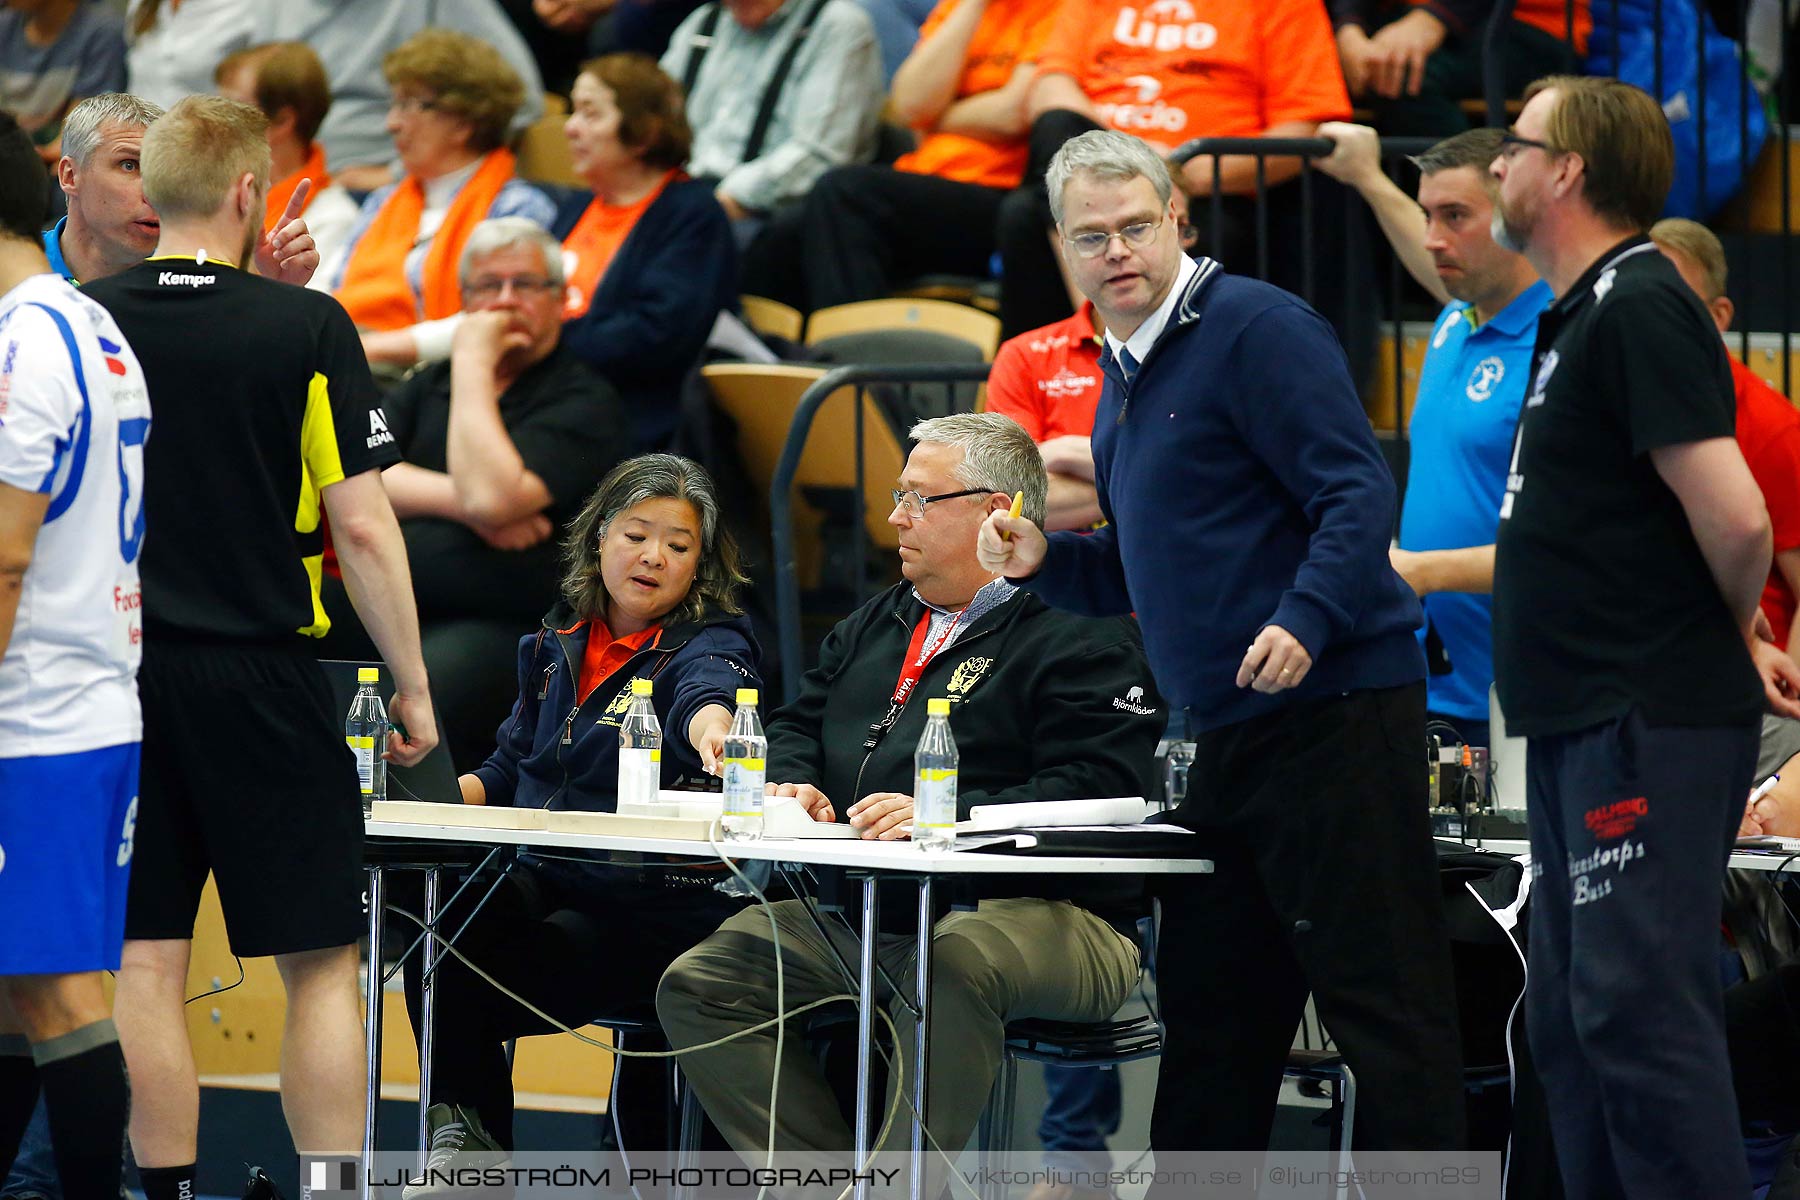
[1319,122,1546,748]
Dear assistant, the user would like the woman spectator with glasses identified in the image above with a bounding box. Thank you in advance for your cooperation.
[326,28,554,352]
[365,53,735,452]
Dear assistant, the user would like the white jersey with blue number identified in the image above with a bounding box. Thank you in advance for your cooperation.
[0,273,150,757]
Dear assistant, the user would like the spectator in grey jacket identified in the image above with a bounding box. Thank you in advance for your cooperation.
[659,0,881,242]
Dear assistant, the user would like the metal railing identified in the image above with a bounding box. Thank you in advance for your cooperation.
[769,364,990,705]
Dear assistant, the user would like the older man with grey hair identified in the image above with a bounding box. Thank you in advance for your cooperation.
[48,92,318,286]
[317,216,629,768]
[658,410,1160,1182]
[978,130,1466,1173]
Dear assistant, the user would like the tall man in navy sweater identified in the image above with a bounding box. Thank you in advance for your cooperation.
[977,130,1466,1164]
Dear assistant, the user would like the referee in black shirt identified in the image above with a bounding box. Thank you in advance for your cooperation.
[84,97,437,1200]
[1491,76,1800,1200]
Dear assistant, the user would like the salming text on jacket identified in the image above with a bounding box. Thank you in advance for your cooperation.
[1024,258,1425,733]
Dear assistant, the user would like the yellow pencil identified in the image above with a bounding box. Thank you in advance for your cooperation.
[1001,490,1023,541]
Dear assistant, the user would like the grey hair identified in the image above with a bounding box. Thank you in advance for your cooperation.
[1046,130,1173,227]
[62,93,165,167]
[459,217,565,288]
[908,411,1047,527]
[561,453,747,625]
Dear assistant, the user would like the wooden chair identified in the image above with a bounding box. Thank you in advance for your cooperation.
[739,294,805,343]
[515,93,582,187]
[700,363,905,591]
[806,298,1002,361]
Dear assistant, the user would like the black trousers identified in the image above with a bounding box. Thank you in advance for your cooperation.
[1148,683,1465,1184]
[740,165,1008,312]
[1525,709,1758,1200]
[995,110,1377,389]
[393,865,745,1150]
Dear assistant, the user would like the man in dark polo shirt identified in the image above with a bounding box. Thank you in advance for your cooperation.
[82,96,437,1200]
[1491,75,1800,1200]
[319,216,626,769]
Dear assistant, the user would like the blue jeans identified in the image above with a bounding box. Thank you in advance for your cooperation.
[1,1101,56,1200]
[1038,1065,1122,1173]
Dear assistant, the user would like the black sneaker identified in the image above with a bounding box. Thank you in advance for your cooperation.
[402,1103,511,1200]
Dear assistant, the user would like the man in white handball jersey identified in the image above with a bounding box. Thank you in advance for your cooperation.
[0,108,150,1200]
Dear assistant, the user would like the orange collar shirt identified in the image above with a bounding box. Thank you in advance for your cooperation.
[560,169,679,321]
[985,302,1105,442]
[1038,0,1353,151]
[893,0,1063,191]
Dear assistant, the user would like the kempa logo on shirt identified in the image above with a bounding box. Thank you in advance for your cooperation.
[1113,686,1158,716]
[1113,2,1218,52]
[366,409,394,450]
[1098,74,1189,137]
[157,270,215,287]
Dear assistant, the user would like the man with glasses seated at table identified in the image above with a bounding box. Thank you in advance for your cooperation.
[657,411,1160,1189]
[316,217,628,771]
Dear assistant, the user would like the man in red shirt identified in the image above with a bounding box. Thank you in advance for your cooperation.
[1651,217,1800,651]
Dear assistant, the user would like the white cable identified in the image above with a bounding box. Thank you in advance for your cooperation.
[389,830,992,1200]
[701,821,784,1200]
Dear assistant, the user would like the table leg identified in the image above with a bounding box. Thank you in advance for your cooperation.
[364,867,386,1194]
[910,877,933,1200]
[853,873,879,1200]
[416,866,442,1173]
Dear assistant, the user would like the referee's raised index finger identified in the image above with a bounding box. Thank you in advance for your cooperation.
[281,178,313,224]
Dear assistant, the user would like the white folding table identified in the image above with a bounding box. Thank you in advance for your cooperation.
[361,819,1213,1199]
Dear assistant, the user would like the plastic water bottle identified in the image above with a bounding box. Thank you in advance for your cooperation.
[345,666,388,817]
[914,698,958,851]
[618,678,661,807]
[722,688,767,842]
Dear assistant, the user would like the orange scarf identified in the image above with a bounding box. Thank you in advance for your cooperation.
[264,143,331,234]
[336,147,518,331]
[560,169,679,320]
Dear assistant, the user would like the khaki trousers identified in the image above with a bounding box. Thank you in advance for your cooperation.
[656,897,1139,1178]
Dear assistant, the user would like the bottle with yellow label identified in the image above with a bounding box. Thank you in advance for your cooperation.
[617,678,661,807]
[914,698,958,851]
[722,688,767,842]
[346,665,388,817]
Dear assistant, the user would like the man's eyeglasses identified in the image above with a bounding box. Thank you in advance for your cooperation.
[463,275,560,302]
[890,487,990,519]
[1498,132,1555,160]
[1063,219,1164,259]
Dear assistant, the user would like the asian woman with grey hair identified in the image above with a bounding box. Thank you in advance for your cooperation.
[393,452,762,1179]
